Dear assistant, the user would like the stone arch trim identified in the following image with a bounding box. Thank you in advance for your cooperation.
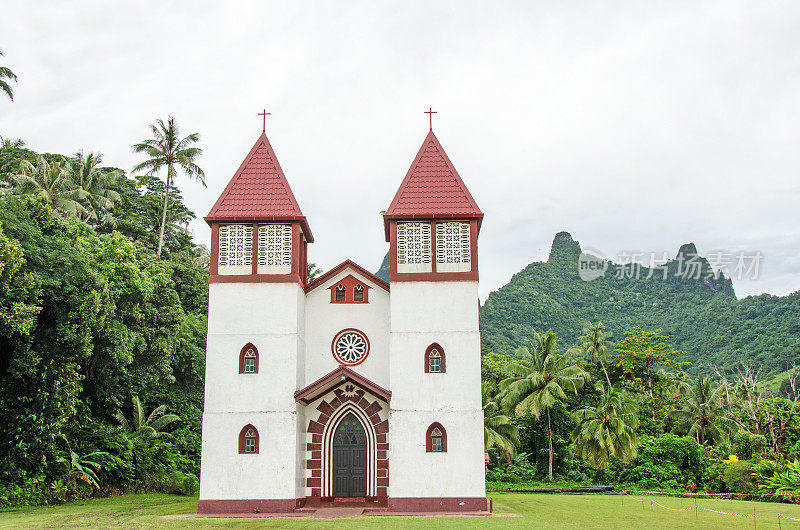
[305,387,388,500]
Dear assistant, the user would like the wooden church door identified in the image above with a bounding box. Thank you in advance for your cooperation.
[333,413,367,497]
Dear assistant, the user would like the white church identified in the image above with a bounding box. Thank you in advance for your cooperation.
[197,122,486,513]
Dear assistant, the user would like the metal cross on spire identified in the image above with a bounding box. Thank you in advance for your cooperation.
[258,108,271,133]
[424,107,437,131]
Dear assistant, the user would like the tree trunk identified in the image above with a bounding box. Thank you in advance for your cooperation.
[600,359,612,391]
[156,167,172,257]
[547,407,554,481]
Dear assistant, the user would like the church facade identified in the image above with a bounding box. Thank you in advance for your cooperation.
[197,125,486,513]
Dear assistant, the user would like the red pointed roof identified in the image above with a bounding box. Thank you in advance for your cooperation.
[383,130,482,239]
[205,133,313,241]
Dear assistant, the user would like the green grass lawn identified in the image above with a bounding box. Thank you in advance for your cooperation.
[3,492,800,528]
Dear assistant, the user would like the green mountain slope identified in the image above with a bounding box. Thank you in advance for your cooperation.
[479,232,800,376]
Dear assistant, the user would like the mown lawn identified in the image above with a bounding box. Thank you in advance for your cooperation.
[3,492,800,528]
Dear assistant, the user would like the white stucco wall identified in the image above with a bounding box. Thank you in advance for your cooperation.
[198,411,299,500]
[387,410,486,497]
[388,281,485,499]
[304,268,390,388]
[200,282,306,501]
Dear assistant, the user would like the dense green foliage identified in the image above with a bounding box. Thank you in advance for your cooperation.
[480,232,800,377]
[0,142,208,507]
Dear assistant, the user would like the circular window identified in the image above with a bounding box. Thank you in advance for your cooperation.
[332,328,370,366]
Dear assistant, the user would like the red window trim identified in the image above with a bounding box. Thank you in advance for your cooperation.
[424,343,446,373]
[238,424,259,454]
[238,343,259,374]
[426,422,447,453]
[328,274,371,304]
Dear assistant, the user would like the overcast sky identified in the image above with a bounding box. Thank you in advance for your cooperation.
[2,1,799,300]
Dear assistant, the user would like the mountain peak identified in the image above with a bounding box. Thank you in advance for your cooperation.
[548,231,582,265]
[677,242,699,258]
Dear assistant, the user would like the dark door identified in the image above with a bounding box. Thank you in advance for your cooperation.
[333,413,367,498]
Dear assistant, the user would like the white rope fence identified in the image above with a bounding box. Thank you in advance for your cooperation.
[651,500,693,512]
[698,505,756,518]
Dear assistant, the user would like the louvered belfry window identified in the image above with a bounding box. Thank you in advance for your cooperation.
[257,224,293,274]
[218,224,253,275]
[436,221,471,273]
[396,222,432,273]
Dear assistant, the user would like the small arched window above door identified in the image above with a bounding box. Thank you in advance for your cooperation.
[238,343,259,374]
[334,284,346,302]
[239,424,259,454]
[353,284,364,302]
[424,343,445,373]
[426,422,447,452]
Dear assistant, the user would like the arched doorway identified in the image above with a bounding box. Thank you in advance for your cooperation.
[333,413,367,497]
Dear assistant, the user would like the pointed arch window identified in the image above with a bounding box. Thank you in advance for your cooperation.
[353,284,364,302]
[239,424,259,454]
[426,422,447,452]
[334,284,346,302]
[238,343,259,374]
[424,343,445,373]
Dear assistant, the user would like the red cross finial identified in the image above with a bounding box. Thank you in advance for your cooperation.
[258,108,271,133]
[424,107,437,131]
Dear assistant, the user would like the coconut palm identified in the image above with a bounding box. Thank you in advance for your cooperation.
[667,375,736,447]
[0,49,17,101]
[482,382,520,463]
[0,135,25,148]
[11,156,88,216]
[573,322,613,391]
[571,387,639,468]
[307,262,323,282]
[500,330,590,479]
[114,395,179,438]
[132,116,204,257]
[70,151,121,222]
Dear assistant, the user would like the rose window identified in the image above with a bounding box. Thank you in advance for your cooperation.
[332,329,370,366]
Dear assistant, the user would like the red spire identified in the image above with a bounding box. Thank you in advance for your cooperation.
[205,132,313,241]
[384,130,481,238]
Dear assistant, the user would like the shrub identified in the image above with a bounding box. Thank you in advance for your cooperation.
[723,460,755,493]
[733,431,767,461]
[757,460,800,495]
[617,434,703,490]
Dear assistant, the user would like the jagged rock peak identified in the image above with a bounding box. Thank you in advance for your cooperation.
[677,242,699,258]
[548,231,582,263]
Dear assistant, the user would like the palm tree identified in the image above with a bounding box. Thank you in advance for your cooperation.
[11,156,88,216]
[0,135,25,148]
[307,262,323,282]
[500,330,590,479]
[0,49,17,101]
[70,151,121,222]
[114,395,179,438]
[571,387,639,469]
[573,322,613,391]
[482,382,520,463]
[667,375,736,447]
[132,116,204,257]
[57,449,107,489]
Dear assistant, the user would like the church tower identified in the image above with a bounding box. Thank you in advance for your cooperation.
[384,129,487,511]
[198,131,312,513]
